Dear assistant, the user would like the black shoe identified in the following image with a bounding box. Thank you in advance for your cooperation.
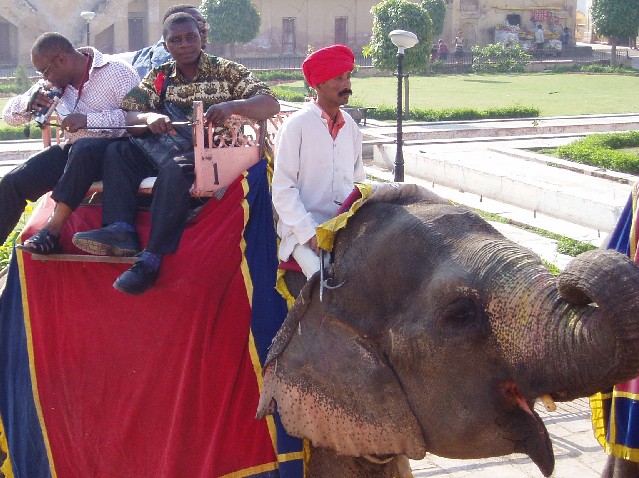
[72,224,140,256]
[113,260,159,296]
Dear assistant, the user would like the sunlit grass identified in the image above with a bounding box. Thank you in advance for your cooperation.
[279,73,639,117]
[0,202,33,270]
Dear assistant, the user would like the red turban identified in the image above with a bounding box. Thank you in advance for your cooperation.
[302,44,355,88]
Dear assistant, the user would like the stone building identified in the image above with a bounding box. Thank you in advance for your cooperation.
[1,0,577,67]
[440,0,577,52]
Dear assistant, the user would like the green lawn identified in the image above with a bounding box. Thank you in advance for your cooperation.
[282,73,639,117]
[3,73,639,124]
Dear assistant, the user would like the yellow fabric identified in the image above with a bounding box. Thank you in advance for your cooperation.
[0,415,14,478]
[16,247,58,477]
[316,183,373,251]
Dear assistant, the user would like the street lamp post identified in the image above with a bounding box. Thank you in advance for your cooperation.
[389,30,418,182]
[80,11,96,46]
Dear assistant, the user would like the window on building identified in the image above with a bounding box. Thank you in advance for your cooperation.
[335,17,347,45]
[282,18,296,55]
[128,17,145,52]
[0,19,16,64]
[506,14,521,27]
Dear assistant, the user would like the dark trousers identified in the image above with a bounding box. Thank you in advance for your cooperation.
[51,137,114,210]
[0,144,70,243]
[0,138,116,244]
[101,139,194,255]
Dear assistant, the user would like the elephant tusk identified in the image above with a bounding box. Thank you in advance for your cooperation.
[363,454,394,465]
[539,394,557,412]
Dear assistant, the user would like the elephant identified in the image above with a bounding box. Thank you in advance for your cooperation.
[256,184,639,477]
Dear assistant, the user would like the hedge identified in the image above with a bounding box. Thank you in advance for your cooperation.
[555,131,639,174]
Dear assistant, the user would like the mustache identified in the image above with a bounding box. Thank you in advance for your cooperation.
[338,88,353,97]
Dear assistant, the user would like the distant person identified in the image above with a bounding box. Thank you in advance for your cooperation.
[535,24,545,56]
[561,27,570,47]
[454,32,464,59]
[131,4,208,79]
[430,44,438,63]
[438,39,449,61]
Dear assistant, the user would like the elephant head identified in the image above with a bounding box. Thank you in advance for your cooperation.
[257,187,639,477]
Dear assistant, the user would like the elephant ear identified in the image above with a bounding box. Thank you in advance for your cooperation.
[257,278,427,459]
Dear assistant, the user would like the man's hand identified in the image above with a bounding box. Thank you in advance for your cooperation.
[204,102,235,126]
[146,113,174,135]
[307,236,320,255]
[60,113,87,133]
[27,90,55,115]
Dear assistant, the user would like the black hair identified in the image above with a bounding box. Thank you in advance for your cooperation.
[31,32,75,57]
[162,12,199,39]
[163,4,198,23]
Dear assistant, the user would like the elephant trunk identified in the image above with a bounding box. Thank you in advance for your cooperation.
[482,246,639,401]
[548,249,639,399]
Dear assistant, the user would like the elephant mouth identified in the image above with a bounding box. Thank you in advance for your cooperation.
[498,381,555,477]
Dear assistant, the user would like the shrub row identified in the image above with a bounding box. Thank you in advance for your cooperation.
[0,125,45,141]
[547,64,639,75]
[555,131,639,174]
[350,103,540,122]
[254,70,305,82]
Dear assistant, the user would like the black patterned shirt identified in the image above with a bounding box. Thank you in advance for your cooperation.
[121,52,275,120]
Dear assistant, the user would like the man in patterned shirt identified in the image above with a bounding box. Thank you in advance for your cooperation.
[3,32,139,252]
[73,13,280,295]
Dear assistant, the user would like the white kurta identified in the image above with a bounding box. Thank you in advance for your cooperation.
[272,101,365,262]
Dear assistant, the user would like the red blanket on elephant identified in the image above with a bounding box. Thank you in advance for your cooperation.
[591,182,639,461]
[0,159,304,477]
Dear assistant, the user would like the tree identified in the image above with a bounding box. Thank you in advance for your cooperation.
[201,0,261,57]
[421,0,446,37]
[365,0,433,73]
[591,0,639,65]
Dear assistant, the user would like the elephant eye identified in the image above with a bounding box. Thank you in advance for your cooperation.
[441,298,480,328]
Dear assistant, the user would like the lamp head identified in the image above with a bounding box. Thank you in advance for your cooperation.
[80,11,96,21]
[389,29,419,54]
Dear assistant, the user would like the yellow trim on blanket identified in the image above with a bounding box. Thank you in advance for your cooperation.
[239,173,279,454]
[275,269,297,309]
[316,183,373,252]
[0,414,14,478]
[16,250,57,478]
[277,450,305,463]
[591,391,639,461]
[219,461,278,478]
[613,390,639,401]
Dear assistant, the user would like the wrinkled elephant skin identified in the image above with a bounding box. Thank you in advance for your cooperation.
[257,190,639,477]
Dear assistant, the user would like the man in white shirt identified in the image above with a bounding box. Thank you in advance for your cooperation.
[3,32,139,253]
[535,25,545,56]
[272,44,365,278]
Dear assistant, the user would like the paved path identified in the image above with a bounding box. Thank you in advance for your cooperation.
[411,399,603,478]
